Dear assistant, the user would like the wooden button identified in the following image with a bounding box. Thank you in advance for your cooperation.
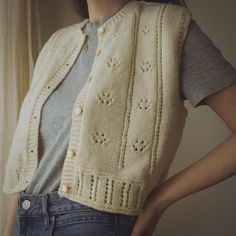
[98,27,105,35]
[86,75,93,83]
[95,49,101,57]
[61,184,68,193]
[75,106,83,116]
[67,149,75,158]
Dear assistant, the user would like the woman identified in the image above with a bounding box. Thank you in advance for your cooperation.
[3,0,236,235]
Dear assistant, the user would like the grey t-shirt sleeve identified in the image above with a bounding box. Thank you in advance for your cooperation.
[179,19,236,108]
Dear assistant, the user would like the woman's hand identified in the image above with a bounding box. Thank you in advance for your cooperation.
[131,186,170,236]
[131,82,236,235]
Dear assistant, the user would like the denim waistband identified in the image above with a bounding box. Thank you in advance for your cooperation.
[18,190,108,216]
[17,190,138,219]
[15,190,138,234]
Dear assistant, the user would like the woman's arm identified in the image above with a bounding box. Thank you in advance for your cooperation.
[154,83,236,206]
[3,192,20,236]
[131,83,236,236]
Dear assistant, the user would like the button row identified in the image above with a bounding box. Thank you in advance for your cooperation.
[60,26,107,196]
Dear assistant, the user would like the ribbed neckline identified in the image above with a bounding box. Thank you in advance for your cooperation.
[87,15,111,27]
[84,15,111,34]
[77,0,139,35]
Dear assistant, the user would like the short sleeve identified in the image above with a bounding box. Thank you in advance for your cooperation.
[179,19,236,108]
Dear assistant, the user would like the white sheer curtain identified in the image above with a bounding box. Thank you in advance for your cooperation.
[0,0,42,234]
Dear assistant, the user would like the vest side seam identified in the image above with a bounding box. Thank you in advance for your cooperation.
[150,4,168,176]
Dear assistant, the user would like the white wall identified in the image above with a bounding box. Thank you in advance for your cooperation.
[39,1,236,235]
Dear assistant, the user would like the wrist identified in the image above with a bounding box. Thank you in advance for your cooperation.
[151,182,175,210]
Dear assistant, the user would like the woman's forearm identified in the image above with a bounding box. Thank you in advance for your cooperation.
[152,131,236,208]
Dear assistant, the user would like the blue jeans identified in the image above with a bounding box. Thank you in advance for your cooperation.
[13,190,138,236]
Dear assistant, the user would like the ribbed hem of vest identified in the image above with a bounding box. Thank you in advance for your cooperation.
[2,169,29,194]
[58,166,154,216]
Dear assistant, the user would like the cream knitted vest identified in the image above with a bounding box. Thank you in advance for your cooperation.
[3,0,191,215]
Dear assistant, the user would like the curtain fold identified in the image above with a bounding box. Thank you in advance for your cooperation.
[0,0,42,234]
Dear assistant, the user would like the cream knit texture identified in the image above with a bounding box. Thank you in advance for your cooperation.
[2,0,192,215]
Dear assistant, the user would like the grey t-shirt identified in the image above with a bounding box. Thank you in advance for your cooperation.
[25,17,236,194]
[180,20,236,107]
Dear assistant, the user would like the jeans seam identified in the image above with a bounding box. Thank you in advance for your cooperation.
[26,222,30,236]
[114,215,118,236]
